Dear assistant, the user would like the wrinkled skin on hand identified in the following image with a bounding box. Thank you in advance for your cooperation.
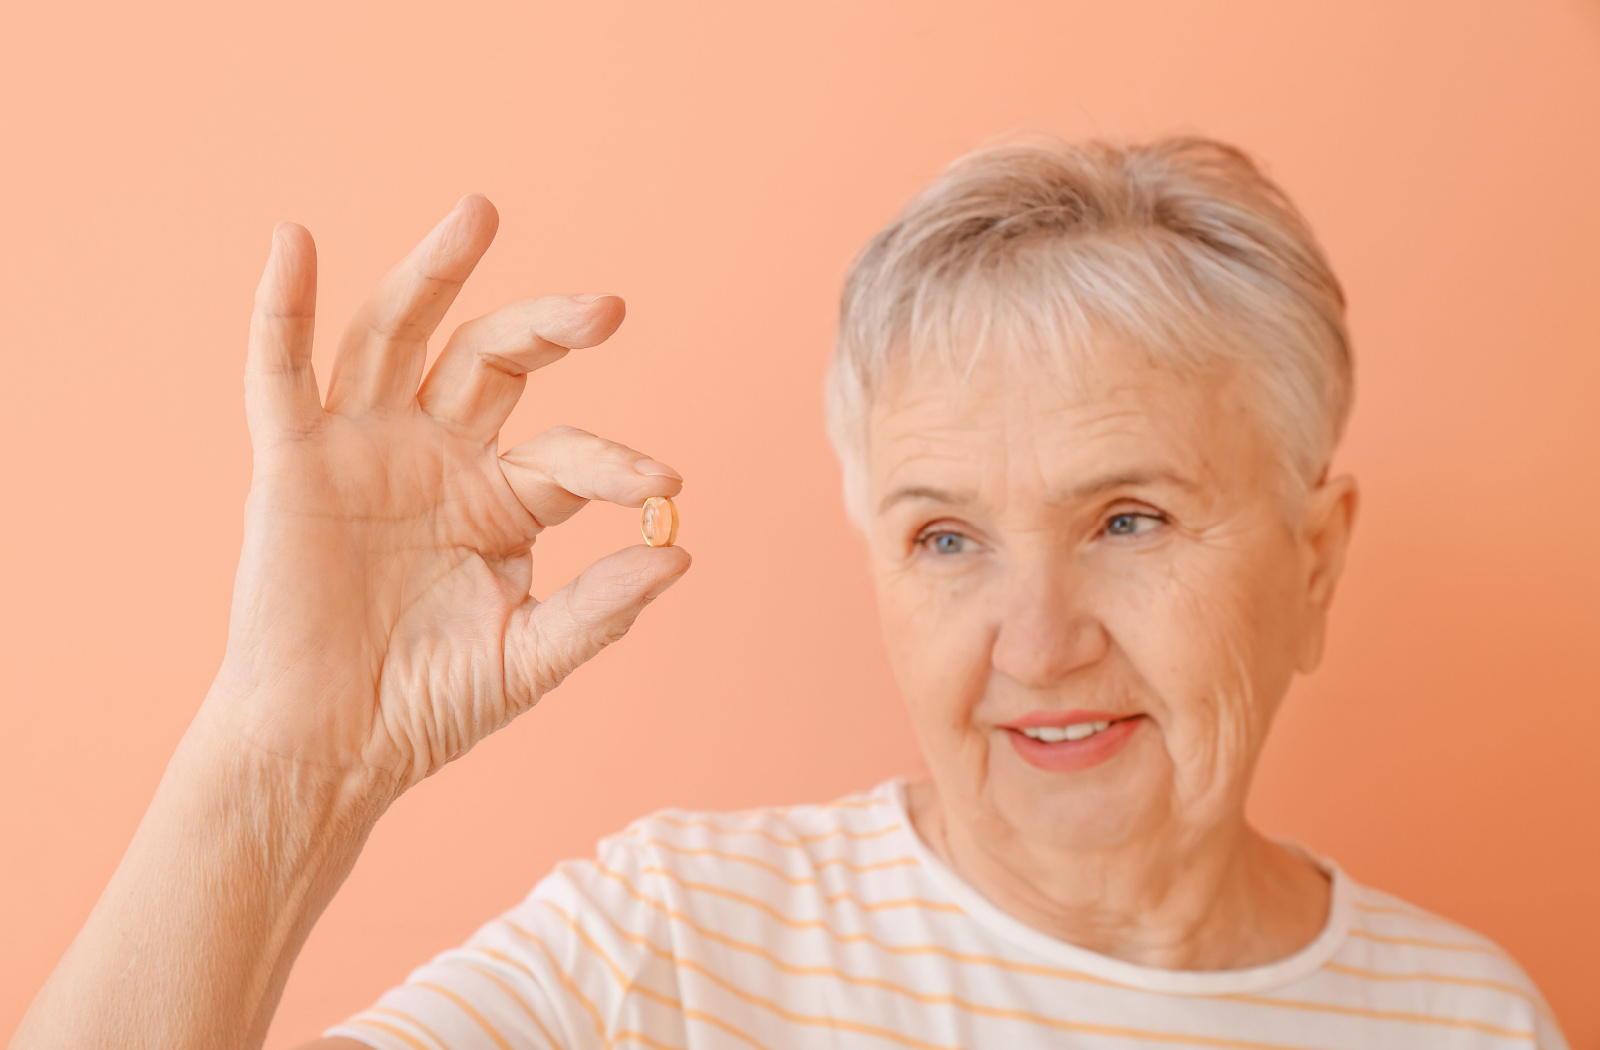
[205,195,691,792]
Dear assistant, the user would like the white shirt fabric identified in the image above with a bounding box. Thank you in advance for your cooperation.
[327,779,1568,1049]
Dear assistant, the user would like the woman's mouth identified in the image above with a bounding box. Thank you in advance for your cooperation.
[1017,720,1114,743]
[1001,711,1144,772]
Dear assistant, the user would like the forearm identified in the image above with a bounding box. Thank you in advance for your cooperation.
[12,703,395,1050]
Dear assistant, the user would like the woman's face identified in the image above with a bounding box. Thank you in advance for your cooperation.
[866,347,1352,855]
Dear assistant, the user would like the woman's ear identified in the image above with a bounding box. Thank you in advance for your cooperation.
[1295,473,1360,673]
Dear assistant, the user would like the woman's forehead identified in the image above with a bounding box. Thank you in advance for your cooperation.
[870,353,1245,450]
[866,355,1266,501]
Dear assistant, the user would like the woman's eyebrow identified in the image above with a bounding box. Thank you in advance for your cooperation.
[878,471,1196,515]
[1057,469,1196,503]
[877,485,974,514]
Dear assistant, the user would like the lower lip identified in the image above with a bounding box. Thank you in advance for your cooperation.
[1004,717,1144,772]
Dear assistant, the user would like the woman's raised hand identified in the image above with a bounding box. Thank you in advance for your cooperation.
[11,195,689,1049]
[209,195,690,793]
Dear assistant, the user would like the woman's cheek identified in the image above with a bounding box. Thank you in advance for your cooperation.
[1122,562,1276,799]
[879,562,992,726]
[1097,560,1219,718]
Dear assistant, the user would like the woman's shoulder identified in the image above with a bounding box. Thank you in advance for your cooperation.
[1333,876,1566,1046]
[593,780,911,869]
[1341,879,1532,972]
[520,779,925,950]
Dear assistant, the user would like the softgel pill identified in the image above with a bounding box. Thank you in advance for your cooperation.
[640,496,679,547]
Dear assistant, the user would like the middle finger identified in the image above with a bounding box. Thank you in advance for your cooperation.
[324,194,499,416]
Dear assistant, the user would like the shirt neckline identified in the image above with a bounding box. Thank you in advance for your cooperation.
[879,778,1352,995]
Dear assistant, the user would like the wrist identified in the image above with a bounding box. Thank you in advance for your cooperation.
[191,673,407,813]
[14,701,396,1050]
[169,711,398,888]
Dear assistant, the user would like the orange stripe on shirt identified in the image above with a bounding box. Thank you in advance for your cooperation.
[368,1007,455,1050]
[638,838,921,884]
[611,1028,682,1050]
[504,919,686,1016]
[612,860,962,918]
[1349,928,1507,955]
[348,1015,442,1050]
[585,856,1115,984]
[720,797,887,816]
[533,895,1358,1050]
[416,982,516,1050]
[478,939,678,1042]
[1221,992,1534,1041]
[1352,900,1448,921]
[461,961,566,1049]
[824,887,963,913]
[531,898,952,1050]
[544,894,1106,1026]
[511,912,770,1050]
[815,797,891,810]
[1322,962,1555,1028]
[641,813,901,846]
[578,860,1538,1041]
[1323,961,1534,1002]
[515,928,613,1044]
[578,858,960,927]
[673,1008,772,1050]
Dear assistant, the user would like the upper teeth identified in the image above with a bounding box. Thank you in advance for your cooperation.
[1021,721,1112,743]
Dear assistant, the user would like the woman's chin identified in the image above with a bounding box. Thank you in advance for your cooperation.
[986,723,1171,851]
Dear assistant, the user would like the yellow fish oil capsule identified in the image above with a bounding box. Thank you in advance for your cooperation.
[640,496,679,547]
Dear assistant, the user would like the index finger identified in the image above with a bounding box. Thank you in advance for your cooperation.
[324,194,499,415]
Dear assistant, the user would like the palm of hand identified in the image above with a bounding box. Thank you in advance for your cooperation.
[207,197,688,791]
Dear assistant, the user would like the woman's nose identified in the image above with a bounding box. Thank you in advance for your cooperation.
[990,562,1111,688]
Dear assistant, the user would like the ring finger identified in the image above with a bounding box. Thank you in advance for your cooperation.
[500,425,683,529]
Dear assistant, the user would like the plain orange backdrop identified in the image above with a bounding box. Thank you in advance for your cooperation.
[2,0,1597,1045]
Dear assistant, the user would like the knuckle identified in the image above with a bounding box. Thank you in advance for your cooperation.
[449,311,494,344]
[583,569,654,612]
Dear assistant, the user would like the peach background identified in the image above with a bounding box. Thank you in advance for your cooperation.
[2,0,1597,1044]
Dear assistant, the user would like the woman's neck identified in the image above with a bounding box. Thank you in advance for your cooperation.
[904,778,1330,971]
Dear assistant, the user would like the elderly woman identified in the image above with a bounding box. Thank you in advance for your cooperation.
[16,139,1568,1049]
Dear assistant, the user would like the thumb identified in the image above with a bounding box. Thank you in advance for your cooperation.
[504,544,691,709]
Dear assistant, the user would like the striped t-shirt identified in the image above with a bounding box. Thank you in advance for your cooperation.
[327,780,1568,1049]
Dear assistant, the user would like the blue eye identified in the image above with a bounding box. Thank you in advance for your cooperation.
[1106,513,1160,537]
[927,532,969,554]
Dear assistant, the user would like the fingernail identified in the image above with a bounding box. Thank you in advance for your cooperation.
[634,459,682,480]
[645,573,684,600]
[572,293,616,304]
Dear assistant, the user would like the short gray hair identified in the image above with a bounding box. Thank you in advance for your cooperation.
[825,136,1352,524]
